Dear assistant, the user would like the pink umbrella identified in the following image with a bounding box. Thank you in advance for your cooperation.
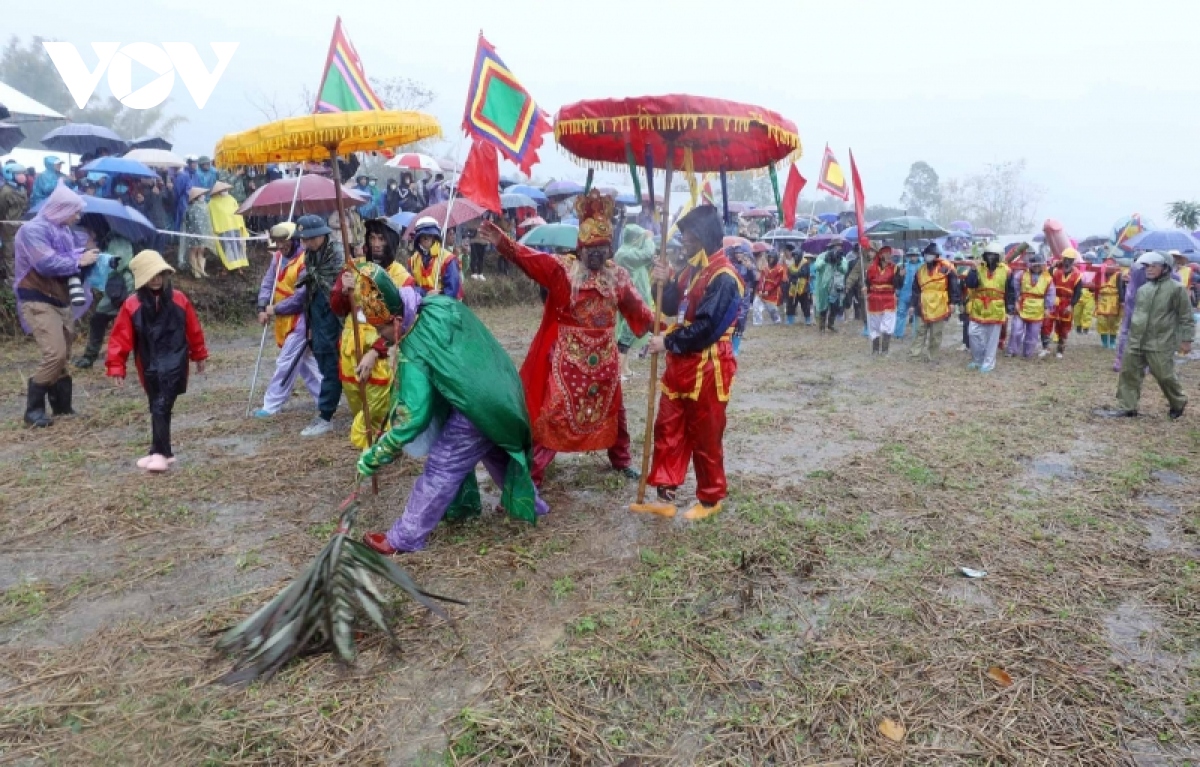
[521,215,547,227]
[406,199,489,235]
[236,175,369,217]
[385,152,441,172]
[741,208,776,219]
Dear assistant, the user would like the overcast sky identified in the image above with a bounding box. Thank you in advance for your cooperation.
[16,0,1200,235]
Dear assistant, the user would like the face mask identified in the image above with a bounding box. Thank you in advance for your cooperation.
[925,254,936,264]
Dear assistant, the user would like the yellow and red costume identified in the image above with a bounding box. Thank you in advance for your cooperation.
[1095,259,1125,345]
[758,260,787,305]
[409,244,464,300]
[1042,263,1083,345]
[647,205,745,511]
[495,191,655,484]
[332,259,415,448]
[866,257,900,313]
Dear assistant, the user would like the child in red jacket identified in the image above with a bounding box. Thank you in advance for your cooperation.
[106,250,208,472]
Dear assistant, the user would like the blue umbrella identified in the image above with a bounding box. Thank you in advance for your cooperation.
[388,211,417,231]
[842,221,880,241]
[817,213,840,224]
[543,180,584,197]
[506,184,547,203]
[520,223,578,249]
[500,192,536,209]
[1123,229,1200,254]
[81,156,158,179]
[41,123,127,156]
[27,194,156,243]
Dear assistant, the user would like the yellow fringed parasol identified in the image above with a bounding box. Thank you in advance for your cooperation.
[213,111,442,167]
[214,110,443,495]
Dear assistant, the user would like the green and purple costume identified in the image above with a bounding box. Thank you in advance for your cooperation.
[356,282,547,552]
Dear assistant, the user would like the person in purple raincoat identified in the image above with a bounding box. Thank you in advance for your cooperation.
[13,183,99,427]
[252,222,322,417]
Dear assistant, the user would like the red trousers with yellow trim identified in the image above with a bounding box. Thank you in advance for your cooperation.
[648,377,729,506]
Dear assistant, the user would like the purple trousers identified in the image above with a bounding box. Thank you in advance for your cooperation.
[1007,318,1042,358]
[386,410,549,552]
[261,331,321,414]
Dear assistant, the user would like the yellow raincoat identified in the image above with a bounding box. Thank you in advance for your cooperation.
[207,193,250,270]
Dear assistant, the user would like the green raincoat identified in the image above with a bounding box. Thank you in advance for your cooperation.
[811,250,850,314]
[614,224,656,351]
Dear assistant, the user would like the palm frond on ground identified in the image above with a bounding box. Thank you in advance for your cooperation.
[214,499,464,684]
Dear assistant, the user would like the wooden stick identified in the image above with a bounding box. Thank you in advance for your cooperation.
[636,144,674,504]
[328,151,379,495]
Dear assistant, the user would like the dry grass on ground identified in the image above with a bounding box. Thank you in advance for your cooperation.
[0,305,1197,766]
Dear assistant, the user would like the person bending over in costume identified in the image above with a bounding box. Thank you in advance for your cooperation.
[355,266,549,554]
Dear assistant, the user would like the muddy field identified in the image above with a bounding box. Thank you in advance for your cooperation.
[0,296,1197,765]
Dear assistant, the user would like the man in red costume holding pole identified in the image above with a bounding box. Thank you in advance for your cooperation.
[1042,248,1083,359]
[480,191,654,485]
[632,205,744,521]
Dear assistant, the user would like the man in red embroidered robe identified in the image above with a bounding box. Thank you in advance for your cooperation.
[481,191,655,485]
[632,205,744,521]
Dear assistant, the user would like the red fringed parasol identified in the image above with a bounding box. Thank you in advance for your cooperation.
[553,94,801,172]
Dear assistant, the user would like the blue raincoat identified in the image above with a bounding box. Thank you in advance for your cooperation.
[894,260,921,338]
[30,157,65,208]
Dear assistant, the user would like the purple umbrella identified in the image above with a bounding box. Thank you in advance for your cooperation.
[1123,229,1200,253]
[974,227,996,238]
[949,220,973,233]
[544,179,584,197]
[802,234,845,254]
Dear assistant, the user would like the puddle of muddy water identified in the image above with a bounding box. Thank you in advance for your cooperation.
[1151,470,1184,486]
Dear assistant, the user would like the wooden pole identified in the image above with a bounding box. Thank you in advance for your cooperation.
[328,149,379,494]
[636,143,674,504]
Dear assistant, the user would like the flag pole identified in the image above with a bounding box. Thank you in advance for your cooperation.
[636,141,674,505]
[433,134,471,293]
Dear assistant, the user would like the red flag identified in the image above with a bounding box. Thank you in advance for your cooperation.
[781,164,807,230]
[849,149,868,249]
[457,139,501,214]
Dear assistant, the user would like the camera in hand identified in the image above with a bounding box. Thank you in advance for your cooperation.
[68,275,86,307]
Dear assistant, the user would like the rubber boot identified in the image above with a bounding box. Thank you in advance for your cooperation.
[732,335,742,357]
[24,379,52,428]
[47,376,75,416]
[817,314,826,332]
[871,337,880,355]
[881,334,891,356]
[786,315,795,326]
